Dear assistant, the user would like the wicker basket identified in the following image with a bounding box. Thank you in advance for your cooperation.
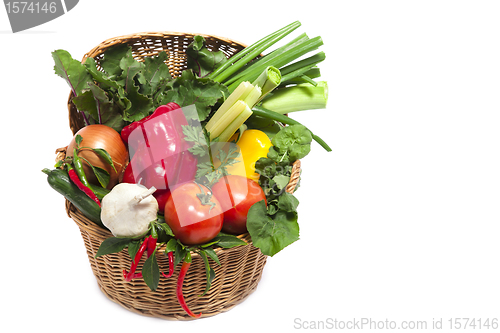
[62,32,302,320]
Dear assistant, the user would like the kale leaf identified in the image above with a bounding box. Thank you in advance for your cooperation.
[53,38,230,132]
[155,69,229,122]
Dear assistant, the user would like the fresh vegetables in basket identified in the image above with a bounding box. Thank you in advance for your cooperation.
[43,21,330,318]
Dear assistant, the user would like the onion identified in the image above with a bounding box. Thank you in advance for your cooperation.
[67,124,129,189]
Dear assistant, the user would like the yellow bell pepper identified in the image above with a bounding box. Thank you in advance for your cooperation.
[225,129,272,182]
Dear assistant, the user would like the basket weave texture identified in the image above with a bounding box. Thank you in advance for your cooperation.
[63,32,301,320]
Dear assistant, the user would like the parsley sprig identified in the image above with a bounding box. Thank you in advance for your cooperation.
[182,124,240,187]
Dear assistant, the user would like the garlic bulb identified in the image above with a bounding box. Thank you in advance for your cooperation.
[101,183,158,237]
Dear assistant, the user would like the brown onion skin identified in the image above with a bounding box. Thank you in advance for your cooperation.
[67,124,128,189]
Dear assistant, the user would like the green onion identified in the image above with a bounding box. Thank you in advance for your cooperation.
[294,75,318,86]
[209,21,301,83]
[279,51,326,84]
[225,35,324,91]
[281,67,322,86]
[205,21,330,151]
[252,106,332,152]
[252,66,281,103]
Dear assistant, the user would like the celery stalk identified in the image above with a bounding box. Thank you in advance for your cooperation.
[210,21,301,82]
[205,81,254,134]
[209,100,248,140]
[217,104,253,142]
[242,85,262,108]
[207,67,274,141]
[252,66,281,102]
[260,81,328,114]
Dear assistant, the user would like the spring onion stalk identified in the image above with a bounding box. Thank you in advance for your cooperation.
[252,106,332,152]
[279,51,326,76]
[223,33,309,88]
[281,67,320,87]
[232,33,309,76]
[252,66,281,103]
[260,81,328,114]
[209,21,301,83]
[280,67,321,86]
[295,75,317,86]
[217,104,253,142]
[279,51,326,84]
[226,35,324,92]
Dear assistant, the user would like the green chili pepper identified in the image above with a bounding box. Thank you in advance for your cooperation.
[72,148,91,187]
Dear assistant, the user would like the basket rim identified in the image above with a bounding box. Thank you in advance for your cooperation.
[82,30,249,62]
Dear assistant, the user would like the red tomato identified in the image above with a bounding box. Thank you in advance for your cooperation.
[211,175,267,235]
[164,182,223,245]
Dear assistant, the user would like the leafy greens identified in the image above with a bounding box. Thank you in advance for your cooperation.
[247,124,312,256]
[52,43,228,132]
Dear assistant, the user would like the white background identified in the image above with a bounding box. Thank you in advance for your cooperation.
[1,1,499,332]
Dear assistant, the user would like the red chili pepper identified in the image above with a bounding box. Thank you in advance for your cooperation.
[146,236,157,259]
[123,236,151,281]
[66,164,101,207]
[161,251,174,279]
[176,253,202,318]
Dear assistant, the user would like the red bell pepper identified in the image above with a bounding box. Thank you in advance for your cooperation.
[121,103,197,194]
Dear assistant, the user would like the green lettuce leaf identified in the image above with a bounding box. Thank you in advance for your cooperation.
[247,200,300,256]
[271,124,312,161]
